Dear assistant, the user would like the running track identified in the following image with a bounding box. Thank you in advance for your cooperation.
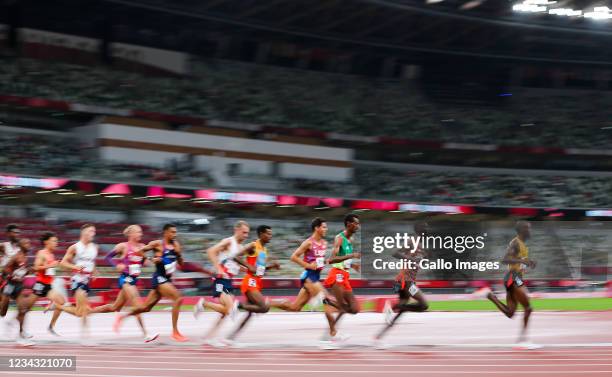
[1,311,611,377]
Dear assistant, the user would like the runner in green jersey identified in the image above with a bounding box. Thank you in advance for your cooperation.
[323,213,361,344]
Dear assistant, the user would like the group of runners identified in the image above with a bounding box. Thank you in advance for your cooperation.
[0,216,538,349]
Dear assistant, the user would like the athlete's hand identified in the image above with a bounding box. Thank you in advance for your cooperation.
[269,262,281,270]
[116,263,126,272]
[49,260,59,268]
[352,263,361,272]
[152,256,162,264]
[352,252,361,259]
[306,262,318,270]
[247,265,256,274]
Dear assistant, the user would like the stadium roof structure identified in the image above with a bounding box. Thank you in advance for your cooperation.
[4,0,612,64]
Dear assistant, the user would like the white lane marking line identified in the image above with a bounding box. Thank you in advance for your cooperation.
[5,352,612,362]
[4,347,612,355]
[34,360,612,368]
[42,364,612,371]
[2,368,611,375]
[0,373,150,377]
[2,341,612,349]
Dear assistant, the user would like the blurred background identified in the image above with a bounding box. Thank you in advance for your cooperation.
[0,0,610,305]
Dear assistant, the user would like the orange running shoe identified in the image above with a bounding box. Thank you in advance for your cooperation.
[172,331,189,342]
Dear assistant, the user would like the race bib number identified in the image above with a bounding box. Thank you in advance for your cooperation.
[33,282,43,292]
[164,262,177,275]
[248,278,257,288]
[256,265,266,277]
[343,258,353,269]
[316,257,325,269]
[215,283,224,293]
[45,268,56,276]
[409,284,419,296]
[3,284,14,295]
[128,264,141,276]
[157,276,167,284]
[125,276,133,284]
[336,273,344,283]
[515,276,523,286]
[223,260,240,276]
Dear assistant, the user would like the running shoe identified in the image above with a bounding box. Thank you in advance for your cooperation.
[171,331,189,342]
[193,297,205,319]
[373,338,390,350]
[144,333,160,343]
[331,332,350,343]
[19,330,33,339]
[204,338,227,348]
[383,300,394,325]
[311,293,324,310]
[47,326,61,337]
[513,341,542,350]
[319,340,340,350]
[17,336,35,347]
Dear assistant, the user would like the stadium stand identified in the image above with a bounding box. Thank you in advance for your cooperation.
[3,129,612,207]
[0,130,212,185]
[353,166,612,208]
[1,57,612,148]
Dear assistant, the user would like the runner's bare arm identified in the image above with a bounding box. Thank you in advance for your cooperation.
[141,240,161,253]
[326,235,343,264]
[105,243,125,271]
[290,239,315,270]
[91,246,100,277]
[60,244,81,271]
[3,255,17,275]
[328,235,361,263]
[152,243,164,263]
[502,240,534,267]
[206,238,231,274]
[233,242,256,273]
[174,240,184,266]
[34,250,54,271]
[266,258,281,270]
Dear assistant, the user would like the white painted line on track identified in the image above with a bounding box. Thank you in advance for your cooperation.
[4,352,612,362]
[2,368,611,375]
[14,360,612,368]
